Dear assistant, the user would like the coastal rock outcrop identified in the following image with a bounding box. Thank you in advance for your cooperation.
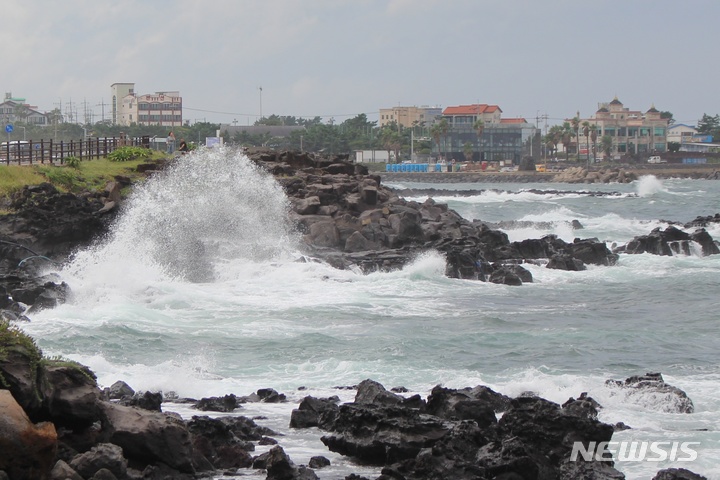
[0,390,58,480]
[0,334,710,480]
[246,148,619,285]
[616,226,720,257]
[309,380,625,480]
[605,372,694,414]
[552,166,637,184]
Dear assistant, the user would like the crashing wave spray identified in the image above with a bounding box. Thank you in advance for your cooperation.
[636,175,666,197]
[64,146,298,284]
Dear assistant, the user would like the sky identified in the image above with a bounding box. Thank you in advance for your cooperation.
[2,0,718,129]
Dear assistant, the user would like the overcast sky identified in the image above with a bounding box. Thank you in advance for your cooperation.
[3,1,717,129]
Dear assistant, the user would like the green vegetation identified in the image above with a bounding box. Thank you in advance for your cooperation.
[41,355,97,383]
[107,146,153,162]
[65,156,81,169]
[0,319,43,390]
[0,166,47,197]
[697,113,720,141]
[0,155,153,198]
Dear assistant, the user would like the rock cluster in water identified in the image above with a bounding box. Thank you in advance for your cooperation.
[0,336,709,480]
[246,148,619,286]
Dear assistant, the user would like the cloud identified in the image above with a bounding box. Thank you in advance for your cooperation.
[2,0,718,126]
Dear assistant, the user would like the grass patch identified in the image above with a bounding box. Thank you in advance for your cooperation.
[0,319,43,390]
[0,153,164,199]
[0,166,48,197]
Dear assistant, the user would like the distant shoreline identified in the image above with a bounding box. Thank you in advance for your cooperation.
[379,164,719,183]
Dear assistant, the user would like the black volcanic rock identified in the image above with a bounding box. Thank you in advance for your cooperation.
[619,226,719,257]
[605,372,694,414]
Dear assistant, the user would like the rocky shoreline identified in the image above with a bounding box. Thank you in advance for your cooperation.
[380,163,720,184]
[0,147,717,479]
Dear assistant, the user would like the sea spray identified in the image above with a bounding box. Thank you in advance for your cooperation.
[636,175,666,197]
[62,146,298,288]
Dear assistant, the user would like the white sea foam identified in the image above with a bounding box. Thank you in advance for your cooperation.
[636,175,667,197]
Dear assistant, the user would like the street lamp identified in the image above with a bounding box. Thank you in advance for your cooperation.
[258,86,263,121]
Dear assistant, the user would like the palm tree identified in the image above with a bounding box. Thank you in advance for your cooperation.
[438,118,449,161]
[571,115,580,159]
[430,123,443,161]
[546,125,564,160]
[473,119,484,162]
[561,122,573,161]
[582,121,590,167]
[590,125,598,163]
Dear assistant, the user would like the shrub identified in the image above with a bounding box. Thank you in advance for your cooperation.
[36,166,86,191]
[65,156,81,169]
[108,146,152,162]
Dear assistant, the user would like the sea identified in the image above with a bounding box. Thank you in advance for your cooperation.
[20,147,720,480]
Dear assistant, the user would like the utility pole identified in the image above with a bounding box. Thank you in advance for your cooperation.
[536,111,548,161]
[96,99,108,123]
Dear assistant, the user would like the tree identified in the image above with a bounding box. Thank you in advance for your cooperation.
[380,128,402,163]
[561,122,573,161]
[430,118,449,161]
[660,111,674,125]
[438,118,449,160]
[571,115,580,158]
[546,125,564,160]
[473,119,484,162]
[13,103,30,124]
[463,142,474,163]
[696,113,720,135]
[600,135,613,160]
[667,141,681,152]
[582,121,590,166]
[590,125,598,163]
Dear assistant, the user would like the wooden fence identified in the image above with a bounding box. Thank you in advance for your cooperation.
[0,136,148,165]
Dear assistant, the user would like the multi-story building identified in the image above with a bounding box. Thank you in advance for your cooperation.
[0,93,49,126]
[439,104,540,163]
[136,91,182,127]
[113,84,183,127]
[111,83,135,125]
[578,97,669,157]
[379,105,442,129]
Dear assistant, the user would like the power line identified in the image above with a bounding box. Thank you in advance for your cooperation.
[182,106,376,120]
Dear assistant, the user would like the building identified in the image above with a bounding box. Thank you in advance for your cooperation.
[113,84,183,127]
[111,83,135,124]
[667,124,698,145]
[0,93,49,126]
[438,104,540,164]
[578,97,669,157]
[378,105,442,129]
[136,91,182,127]
[442,104,502,128]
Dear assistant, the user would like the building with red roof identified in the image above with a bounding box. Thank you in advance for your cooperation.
[435,103,539,164]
